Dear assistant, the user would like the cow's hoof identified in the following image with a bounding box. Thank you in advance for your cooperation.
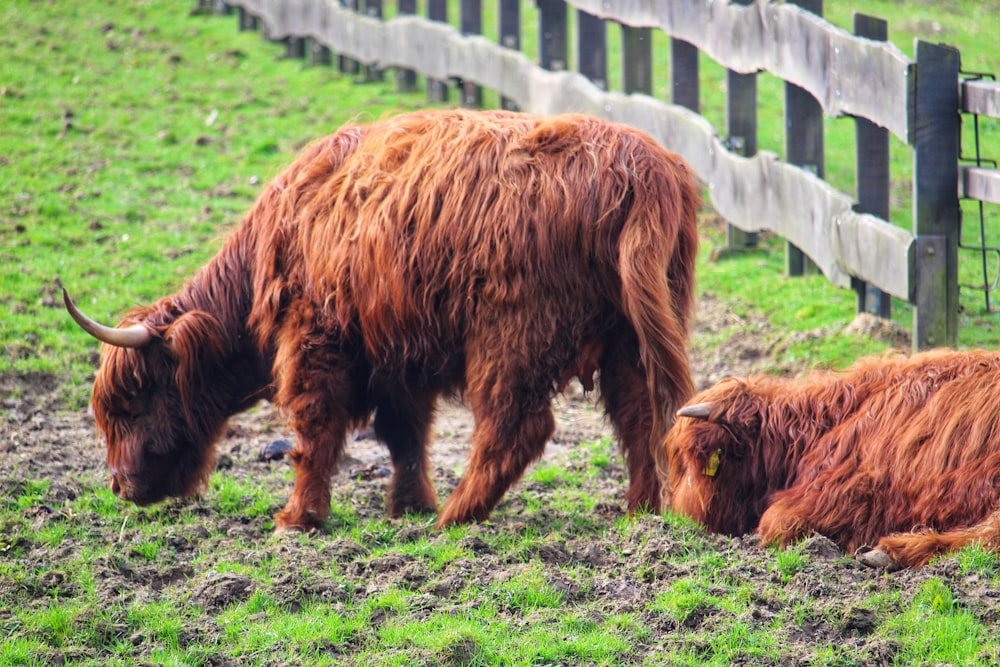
[273,523,320,537]
[274,508,324,535]
[855,546,900,571]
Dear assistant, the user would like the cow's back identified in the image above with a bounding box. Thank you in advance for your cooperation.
[299,109,688,370]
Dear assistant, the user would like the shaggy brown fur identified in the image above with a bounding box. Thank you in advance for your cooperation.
[82,109,700,530]
[666,349,1000,568]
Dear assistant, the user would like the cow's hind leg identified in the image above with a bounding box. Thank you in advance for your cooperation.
[599,331,662,513]
[865,509,1000,569]
[374,388,438,517]
[436,340,556,527]
[436,400,555,528]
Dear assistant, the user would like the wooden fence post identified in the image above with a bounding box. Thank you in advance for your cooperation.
[307,38,332,66]
[285,36,305,60]
[360,1,384,82]
[339,1,360,76]
[577,10,607,91]
[784,0,823,277]
[912,40,961,349]
[395,0,418,92]
[852,13,892,318]
[460,0,482,107]
[499,0,521,110]
[537,0,568,73]
[670,38,699,112]
[237,6,257,31]
[622,26,652,95]
[725,0,758,250]
[426,0,449,103]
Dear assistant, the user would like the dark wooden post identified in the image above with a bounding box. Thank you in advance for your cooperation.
[725,0,758,249]
[426,0,449,103]
[852,13,892,318]
[237,6,258,31]
[784,0,823,276]
[460,0,482,107]
[499,0,521,109]
[622,26,652,95]
[912,41,961,350]
[395,0,418,92]
[360,0,384,82]
[537,0,568,72]
[307,38,332,66]
[577,10,607,91]
[339,0,360,76]
[285,36,306,60]
[670,38,699,112]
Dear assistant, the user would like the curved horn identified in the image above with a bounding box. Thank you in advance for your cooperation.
[63,288,153,348]
[676,402,713,420]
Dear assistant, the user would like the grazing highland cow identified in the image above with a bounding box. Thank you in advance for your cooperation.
[666,349,1000,569]
[66,109,700,531]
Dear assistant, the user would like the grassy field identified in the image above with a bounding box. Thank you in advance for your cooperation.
[3,0,999,404]
[5,405,1000,666]
[3,1,1000,665]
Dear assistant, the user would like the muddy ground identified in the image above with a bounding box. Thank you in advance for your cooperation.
[2,291,997,665]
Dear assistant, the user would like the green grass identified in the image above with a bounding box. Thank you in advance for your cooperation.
[3,1,1000,665]
[574,0,1000,359]
[209,473,281,518]
[650,577,721,624]
[6,461,1000,664]
[686,1,1000,357]
[0,0,428,401]
[3,0,999,401]
[883,578,990,665]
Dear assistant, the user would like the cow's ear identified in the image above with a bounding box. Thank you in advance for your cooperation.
[164,310,229,364]
[164,310,229,407]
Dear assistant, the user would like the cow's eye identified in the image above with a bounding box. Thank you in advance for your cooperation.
[114,391,148,417]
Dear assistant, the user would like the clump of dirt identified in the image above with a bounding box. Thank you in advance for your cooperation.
[842,312,912,349]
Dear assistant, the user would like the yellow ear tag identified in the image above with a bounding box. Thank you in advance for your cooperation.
[702,449,721,477]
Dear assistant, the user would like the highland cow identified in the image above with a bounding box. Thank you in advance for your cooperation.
[65,109,700,531]
[666,349,1000,569]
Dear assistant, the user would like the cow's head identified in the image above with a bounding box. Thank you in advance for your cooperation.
[665,378,775,536]
[64,289,233,506]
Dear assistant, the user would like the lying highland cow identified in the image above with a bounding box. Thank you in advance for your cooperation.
[666,349,1000,568]
[65,109,700,531]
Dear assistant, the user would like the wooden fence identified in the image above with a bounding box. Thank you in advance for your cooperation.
[209,0,1000,350]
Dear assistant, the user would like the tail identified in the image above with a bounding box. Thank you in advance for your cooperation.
[617,151,700,502]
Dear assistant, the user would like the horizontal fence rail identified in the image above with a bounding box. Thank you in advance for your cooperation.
[566,0,914,142]
[963,166,1000,206]
[215,0,996,349]
[225,0,915,302]
[962,78,1000,117]
[960,78,1000,207]
[958,75,1000,313]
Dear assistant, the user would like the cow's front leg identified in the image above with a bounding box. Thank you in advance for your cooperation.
[272,330,359,531]
[757,462,878,552]
[275,423,347,532]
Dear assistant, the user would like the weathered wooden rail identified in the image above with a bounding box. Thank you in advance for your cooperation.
[208,0,1000,350]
